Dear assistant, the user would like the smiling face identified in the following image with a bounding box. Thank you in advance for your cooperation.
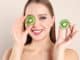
[25,2,54,41]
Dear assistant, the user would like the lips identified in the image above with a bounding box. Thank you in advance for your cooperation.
[31,29,43,35]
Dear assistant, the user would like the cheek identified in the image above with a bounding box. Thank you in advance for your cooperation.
[41,21,52,29]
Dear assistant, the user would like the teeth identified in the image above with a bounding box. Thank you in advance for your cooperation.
[33,30,41,33]
[31,29,42,33]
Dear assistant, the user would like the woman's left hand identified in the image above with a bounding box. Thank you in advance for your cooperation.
[55,24,78,48]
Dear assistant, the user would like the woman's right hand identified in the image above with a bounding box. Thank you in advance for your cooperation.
[11,16,31,47]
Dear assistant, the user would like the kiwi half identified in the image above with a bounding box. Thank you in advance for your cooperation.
[60,19,70,29]
[25,15,36,26]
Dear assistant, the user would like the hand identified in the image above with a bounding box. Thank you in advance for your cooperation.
[55,24,78,48]
[11,16,31,47]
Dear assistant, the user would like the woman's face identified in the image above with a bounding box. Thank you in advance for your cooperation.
[25,3,54,41]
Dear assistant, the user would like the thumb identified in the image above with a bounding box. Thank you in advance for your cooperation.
[57,27,66,43]
[23,29,29,38]
[22,30,29,44]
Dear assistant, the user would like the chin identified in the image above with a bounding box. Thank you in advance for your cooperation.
[32,34,46,41]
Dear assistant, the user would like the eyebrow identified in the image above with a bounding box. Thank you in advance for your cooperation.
[26,14,47,17]
[38,14,47,16]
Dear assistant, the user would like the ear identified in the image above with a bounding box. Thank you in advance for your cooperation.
[51,16,55,27]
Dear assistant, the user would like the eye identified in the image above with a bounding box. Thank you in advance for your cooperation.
[39,16,47,20]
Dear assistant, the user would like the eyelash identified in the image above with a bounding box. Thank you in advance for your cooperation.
[39,16,47,20]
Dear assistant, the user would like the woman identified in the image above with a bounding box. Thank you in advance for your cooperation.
[2,0,79,60]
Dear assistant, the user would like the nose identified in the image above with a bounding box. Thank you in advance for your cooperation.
[32,18,40,27]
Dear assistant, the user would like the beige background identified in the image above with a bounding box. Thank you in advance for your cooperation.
[0,0,80,59]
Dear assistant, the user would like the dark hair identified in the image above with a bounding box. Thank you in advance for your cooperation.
[23,0,56,45]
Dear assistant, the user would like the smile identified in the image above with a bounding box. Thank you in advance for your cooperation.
[31,29,43,35]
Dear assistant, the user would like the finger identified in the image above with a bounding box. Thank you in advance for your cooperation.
[12,16,26,33]
[17,16,26,31]
[70,24,74,34]
[65,24,77,41]
[23,25,32,35]
[65,24,74,38]
[57,26,62,40]
[57,26,66,42]
[62,24,72,42]
[65,27,69,38]
[65,24,73,40]
[23,29,28,42]
[65,24,72,37]
[22,26,32,43]
[70,25,78,38]
[14,16,26,28]
[68,24,75,38]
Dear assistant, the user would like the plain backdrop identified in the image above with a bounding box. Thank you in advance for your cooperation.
[0,0,80,60]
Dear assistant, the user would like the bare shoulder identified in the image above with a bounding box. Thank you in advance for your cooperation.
[64,48,79,60]
[2,48,12,60]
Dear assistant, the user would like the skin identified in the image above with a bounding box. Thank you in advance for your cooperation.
[2,3,79,60]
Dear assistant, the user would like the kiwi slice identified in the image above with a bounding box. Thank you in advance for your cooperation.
[60,19,70,29]
[25,15,36,26]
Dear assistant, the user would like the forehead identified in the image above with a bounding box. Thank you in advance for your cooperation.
[25,3,50,15]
